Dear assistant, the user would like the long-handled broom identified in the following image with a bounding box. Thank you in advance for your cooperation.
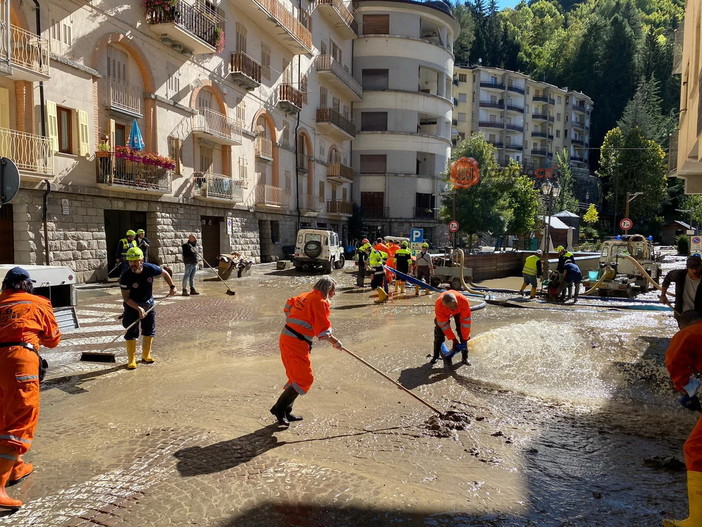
[200,255,236,296]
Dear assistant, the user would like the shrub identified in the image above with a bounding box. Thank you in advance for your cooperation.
[676,235,690,256]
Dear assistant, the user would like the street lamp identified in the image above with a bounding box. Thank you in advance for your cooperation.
[623,192,643,234]
[541,179,561,255]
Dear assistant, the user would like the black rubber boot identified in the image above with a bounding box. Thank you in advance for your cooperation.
[190,288,200,296]
[270,386,298,426]
[431,320,443,365]
[461,350,469,365]
[285,389,302,421]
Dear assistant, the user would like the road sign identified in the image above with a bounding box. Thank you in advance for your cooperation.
[448,220,460,233]
[619,218,633,231]
[410,228,424,243]
[692,236,702,256]
[0,157,21,206]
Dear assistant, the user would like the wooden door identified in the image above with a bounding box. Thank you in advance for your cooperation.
[200,216,221,265]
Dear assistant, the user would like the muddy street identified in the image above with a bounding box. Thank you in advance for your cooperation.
[0,263,694,527]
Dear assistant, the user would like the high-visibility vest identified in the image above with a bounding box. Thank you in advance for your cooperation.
[435,291,472,341]
[117,238,137,258]
[522,255,540,276]
[369,249,387,267]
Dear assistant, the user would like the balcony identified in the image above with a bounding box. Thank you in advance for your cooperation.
[316,108,356,140]
[572,120,586,130]
[414,207,436,219]
[192,171,243,202]
[314,55,362,101]
[145,0,223,55]
[571,138,585,146]
[478,120,504,129]
[504,144,523,151]
[104,79,142,118]
[533,95,549,103]
[327,200,353,215]
[531,131,548,138]
[0,128,53,175]
[571,155,585,163]
[277,83,303,114]
[255,184,289,208]
[507,85,525,95]
[301,193,324,214]
[361,207,388,218]
[506,104,524,113]
[531,149,549,157]
[480,81,505,90]
[0,24,50,81]
[532,113,549,121]
[326,162,354,183]
[236,0,312,54]
[479,101,504,109]
[95,152,171,194]
[572,102,587,113]
[506,124,524,133]
[255,136,273,161]
[229,51,261,90]
[191,108,242,145]
[314,0,357,39]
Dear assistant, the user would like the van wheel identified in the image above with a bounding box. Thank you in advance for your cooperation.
[334,256,345,269]
[450,278,463,290]
[322,261,332,273]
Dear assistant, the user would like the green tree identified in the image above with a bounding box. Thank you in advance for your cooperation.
[583,203,599,224]
[554,149,580,213]
[617,76,675,144]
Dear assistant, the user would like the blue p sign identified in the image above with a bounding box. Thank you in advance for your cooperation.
[410,228,424,243]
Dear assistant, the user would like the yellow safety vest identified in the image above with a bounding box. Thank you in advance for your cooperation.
[369,250,387,267]
[522,254,540,276]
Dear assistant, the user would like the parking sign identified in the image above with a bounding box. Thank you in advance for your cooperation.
[410,228,424,243]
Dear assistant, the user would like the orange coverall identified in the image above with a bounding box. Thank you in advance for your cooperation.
[280,289,333,394]
[0,291,61,457]
[665,321,702,471]
[434,290,472,341]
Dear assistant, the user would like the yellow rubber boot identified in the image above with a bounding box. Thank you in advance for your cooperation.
[126,340,137,370]
[400,281,406,294]
[377,287,388,303]
[142,336,155,364]
[414,285,420,296]
[664,471,702,526]
[0,454,22,509]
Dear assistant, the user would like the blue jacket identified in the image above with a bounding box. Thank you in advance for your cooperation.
[563,262,582,283]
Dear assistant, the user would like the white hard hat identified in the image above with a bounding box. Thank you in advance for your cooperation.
[536,250,543,256]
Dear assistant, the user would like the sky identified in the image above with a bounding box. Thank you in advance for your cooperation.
[496,0,522,9]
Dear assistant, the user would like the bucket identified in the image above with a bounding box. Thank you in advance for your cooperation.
[588,270,599,281]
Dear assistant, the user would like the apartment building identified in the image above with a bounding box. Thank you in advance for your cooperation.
[671,3,702,192]
[0,0,359,280]
[353,0,459,243]
[453,65,593,174]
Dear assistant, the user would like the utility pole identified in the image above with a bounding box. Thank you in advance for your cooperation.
[623,192,643,234]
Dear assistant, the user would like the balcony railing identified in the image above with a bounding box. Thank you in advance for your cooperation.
[327,200,353,214]
[533,95,549,103]
[192,171,243,201]
[0,128,53,175]
[506,124,524,132]
[229,51,262,90]
[531,149,549,156]
[480,81,505,90]
[191,108,242,144]
[572,102,587,113]
[255,136,273,160]
[673,28,683,75]
[314,55,363,100]
[478,120,504,128]
[316,107,356,138]
[301,193,324,212]
[277,83,303,113]
[571,138,585,146]
[144,0,222,53]
[506,104,524,113]
[246,0,312,53]
[413,207,436,219]
[255,184,289,207]
[327,162,354,182]
[479,101,504,109]
[532,113,549,120]
[361,207,388,218]
[0,24,50,80]
[315,0,357,37]
[105,79,142,117]
[532,131,548,138]
[507,84,525,94]
[96,152,171,193]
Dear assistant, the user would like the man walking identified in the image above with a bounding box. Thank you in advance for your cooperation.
[432,290,471,367]
[415,242,433,296]
[661,255,702,327]
[120,247,177,369]
[182,234,200,296]
[394,241,412,294]
[115,229,137,275]
[356,238,371,287]
[0,267,61,509]
[369,245,388,302]
[519,250,543,299]
[270,277,343,427]
[136,229,150,262]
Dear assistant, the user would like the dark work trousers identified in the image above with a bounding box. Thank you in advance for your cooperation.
[356,261,367,287]
[433,315,467,361]
[370,266,387,292]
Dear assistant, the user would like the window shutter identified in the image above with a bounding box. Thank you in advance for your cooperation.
[360,154,386,173]
[363,14,389,35]
[0,88,9,129]
[77,110,90,156]
[46,101,59,152]
[360,112,387,131]
[109,119,116,150]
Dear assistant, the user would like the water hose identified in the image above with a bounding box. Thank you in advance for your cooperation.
[451,248,486,297]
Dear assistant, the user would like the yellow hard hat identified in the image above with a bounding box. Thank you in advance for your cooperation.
[422,242,429,248]
[136,229,145,235]
[126,229,136,237]
[401,241,409,248]
[556,245,565,252]
[125,247,144,261]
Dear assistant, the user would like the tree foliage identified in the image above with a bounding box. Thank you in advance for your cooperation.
[583,203,599,223]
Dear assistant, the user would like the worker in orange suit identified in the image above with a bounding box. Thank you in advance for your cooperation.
[385,240,399,292]
[270,277,343,427]
[433,290,471,367]
[664,310,702,526]
[0,267,61,509]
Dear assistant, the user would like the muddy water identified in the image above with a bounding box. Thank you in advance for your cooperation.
[4,261,695,527]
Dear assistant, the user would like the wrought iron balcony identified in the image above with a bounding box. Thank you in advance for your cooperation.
[327,200,353,215]
[255,184,289,208]
[532,113,549,121]
[479,81,504,90]
[326,162,354,183]
[104,79,142,117]
[507,84,525,94]
[506,104,524,113]
[237,0,312,54]
[316,108,356,140]
[192,171,243,202]
[506,124,524,133]
[0,128,53,175]
[479,101,504,109]
[533,95,549,103]
[478,120,504,129]
[0,24,50,80]
[314,0,357,38]
[277,83,303,113]
[145,0,223,55]
[229,51,261,90]
[254,136,273,161]
[95,151,172,193]
[191,108,242,145]
[314,54,362,101]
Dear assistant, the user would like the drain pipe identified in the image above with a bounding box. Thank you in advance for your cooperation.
[293,41,302,230]
[32,0,47,137]
[42,179,50,264]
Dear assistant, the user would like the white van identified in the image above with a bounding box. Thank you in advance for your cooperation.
[293,229,345,273]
